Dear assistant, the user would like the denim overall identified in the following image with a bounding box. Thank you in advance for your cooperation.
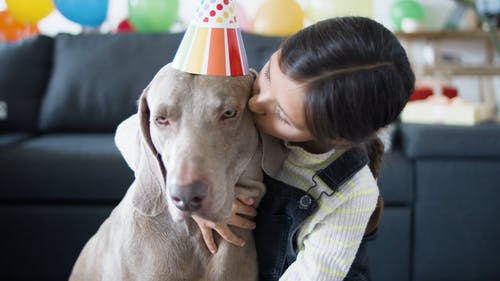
[255,147,374,281]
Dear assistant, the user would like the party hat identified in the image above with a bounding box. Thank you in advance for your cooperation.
[172,0,249,76]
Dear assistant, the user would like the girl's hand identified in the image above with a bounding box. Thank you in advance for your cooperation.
[193,197,257,254]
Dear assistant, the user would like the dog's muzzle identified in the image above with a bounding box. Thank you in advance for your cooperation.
[170,181,208,212]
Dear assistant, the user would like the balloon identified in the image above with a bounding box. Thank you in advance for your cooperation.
[116,19,135,33]
[234,2,251,32]
[391,0,425,31]
[305,0,372,24]
[253,0,304,36]
[54,0,109,27]
[5,0,54,23]
[129,0,179,32]
[0,10,39,42]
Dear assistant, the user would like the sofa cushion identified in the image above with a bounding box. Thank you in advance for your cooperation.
[0,133,33,150]
[400,122,500,158]
[368,207,411,281]
[0,205,114,281]
[0,35,53,132]
[38,33,184,132]
[413,159,500,281]
[378,149,413,205]
[0,134,133,201]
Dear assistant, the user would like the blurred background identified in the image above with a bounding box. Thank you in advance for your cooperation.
[1,2,500,281]
[3,0,497,108]
[0,0,496,36]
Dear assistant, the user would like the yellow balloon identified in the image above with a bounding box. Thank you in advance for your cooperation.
[253,0,304,36]
[6,0,54,23]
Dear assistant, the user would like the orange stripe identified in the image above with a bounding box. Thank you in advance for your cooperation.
[207,28,226,75]
[226,29,243,76]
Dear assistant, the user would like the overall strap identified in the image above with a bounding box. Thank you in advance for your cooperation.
[296,146,369,212]
[316,146,369,194]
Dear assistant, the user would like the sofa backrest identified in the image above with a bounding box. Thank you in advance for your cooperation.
[0,35,53,133]
[3,32,283,134]
[37,32,284,133]
[38,33,185,132]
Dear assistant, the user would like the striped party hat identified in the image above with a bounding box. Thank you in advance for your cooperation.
[172,0,249,76]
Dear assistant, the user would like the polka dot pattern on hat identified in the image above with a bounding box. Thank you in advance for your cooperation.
[196,0,237,26]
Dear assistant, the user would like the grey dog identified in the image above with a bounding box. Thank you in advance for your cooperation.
[69,64,265,281]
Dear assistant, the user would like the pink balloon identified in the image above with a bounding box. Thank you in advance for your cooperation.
[234,3,251,32]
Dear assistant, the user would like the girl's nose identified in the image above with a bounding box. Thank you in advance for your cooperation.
[248,82,267,115]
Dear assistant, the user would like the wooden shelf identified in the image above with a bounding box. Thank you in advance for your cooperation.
[423,65,500,76]
[397,30,499,76]
[395,30,499,40]
[400,29,499,120]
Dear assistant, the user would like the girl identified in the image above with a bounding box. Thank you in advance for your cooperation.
[193,16,414,281]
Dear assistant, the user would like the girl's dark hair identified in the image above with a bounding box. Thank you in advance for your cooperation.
[279,16,415,145]
[364,136,385,178]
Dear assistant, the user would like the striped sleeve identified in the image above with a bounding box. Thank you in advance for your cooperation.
[279,171,379,281]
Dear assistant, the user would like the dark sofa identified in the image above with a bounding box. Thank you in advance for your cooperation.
[1,33,499,281]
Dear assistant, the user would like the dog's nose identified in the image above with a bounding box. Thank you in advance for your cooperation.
[170,181,208,212]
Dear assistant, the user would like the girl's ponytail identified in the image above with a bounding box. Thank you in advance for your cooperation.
[362,136,385,237]
[364,136,385,179]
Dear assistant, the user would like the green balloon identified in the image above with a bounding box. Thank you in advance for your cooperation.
[129,0,179,32]
[390,0,425,31]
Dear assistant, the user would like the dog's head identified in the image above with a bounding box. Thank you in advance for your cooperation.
[134,64,258,223]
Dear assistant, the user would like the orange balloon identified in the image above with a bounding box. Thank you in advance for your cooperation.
[253,0,304,36]
[0,10,39,42]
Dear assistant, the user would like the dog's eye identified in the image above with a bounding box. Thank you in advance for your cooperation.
[221,109,237,120]
[155,116,170,127]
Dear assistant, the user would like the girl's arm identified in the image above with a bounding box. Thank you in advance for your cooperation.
[115,113,141,172]
[280,181,379,281]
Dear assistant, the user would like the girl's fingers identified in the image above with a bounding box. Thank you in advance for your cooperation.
[193,197,257,253]
[213,225,245,247]
[193,216,218,254]
[240,197,255,205]
[227,214,256,230]
[232,199,257,217]
[199,225,217,254]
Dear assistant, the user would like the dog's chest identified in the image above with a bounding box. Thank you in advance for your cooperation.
[129,217,214,279]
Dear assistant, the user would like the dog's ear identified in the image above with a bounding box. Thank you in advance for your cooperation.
[249,68,258,81]
[138,86,159,160]
[132,85,168,216]
[239,68,257,95]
